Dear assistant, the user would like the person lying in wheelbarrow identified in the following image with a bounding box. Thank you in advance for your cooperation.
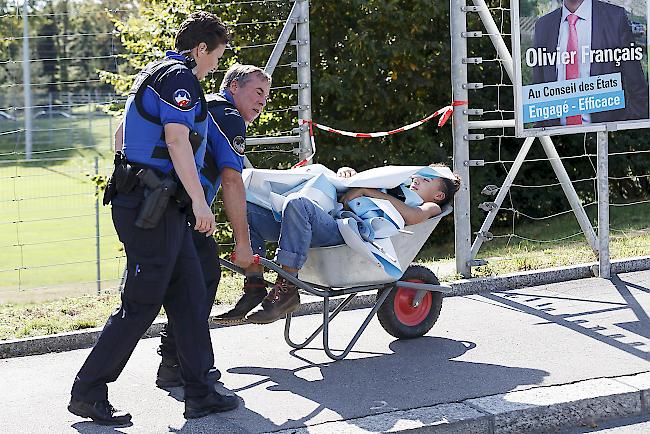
[213,164,461,325]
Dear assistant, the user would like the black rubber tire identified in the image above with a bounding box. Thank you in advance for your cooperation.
[377,265,443,339]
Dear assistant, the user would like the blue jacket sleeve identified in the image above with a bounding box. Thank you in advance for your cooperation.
[206,106,246,173]
[156,67,202,130]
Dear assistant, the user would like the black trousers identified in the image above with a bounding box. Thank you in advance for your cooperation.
[158,231,221,370]
[71,195,213,401]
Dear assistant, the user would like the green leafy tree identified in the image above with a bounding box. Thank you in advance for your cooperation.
[35,4,59,93]
[102,0,649,245]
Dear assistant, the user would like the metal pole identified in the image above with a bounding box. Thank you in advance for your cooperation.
[471,137,535,257]
[94,156,101,294]
[451,0,472,277]
[88,91,93,147]
[596,131,610,278]
[22,0,32,160]
[265,1,300,76]
[68,92,73,145]
[109,113,113,151]
[247,135,301,146]
[48,92,53,146]
[468,119,515,129]
[295,0,313,162]
[472,0,514,76]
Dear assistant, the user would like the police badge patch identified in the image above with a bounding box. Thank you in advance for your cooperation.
[173,89,192,107]
[224,107,241,117]
[232,136,246,155]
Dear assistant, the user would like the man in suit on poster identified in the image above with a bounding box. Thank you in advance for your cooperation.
[532,0,649,125]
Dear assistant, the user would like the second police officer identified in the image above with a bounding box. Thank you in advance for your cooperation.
[155,64,271,387]
[68,12,238,426]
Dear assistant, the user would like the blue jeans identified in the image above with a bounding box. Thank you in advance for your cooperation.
[247,197,345,269]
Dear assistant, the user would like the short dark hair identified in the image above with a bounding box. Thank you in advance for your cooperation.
[429,163,461,207]
[437,177,461,206]
[175,12,230,53]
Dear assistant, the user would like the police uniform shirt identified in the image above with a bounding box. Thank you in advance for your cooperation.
[122,51,208,174]
[201,90,246,205]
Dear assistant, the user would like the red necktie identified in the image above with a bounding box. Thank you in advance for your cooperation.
[566,13,582,125]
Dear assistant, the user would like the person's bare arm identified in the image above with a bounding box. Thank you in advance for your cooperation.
[221,167,254,268]
[164,123,215,235]
[341,187,441,226]
[336,167,357,178]
[114,121,124,152]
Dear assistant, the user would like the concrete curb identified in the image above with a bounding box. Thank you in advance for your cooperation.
[447,256,650,296]
[1,256,648,359]
[267,371,650,434]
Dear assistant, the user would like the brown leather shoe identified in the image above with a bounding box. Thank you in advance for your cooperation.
[246,277,300,324]
[213,277,267,324]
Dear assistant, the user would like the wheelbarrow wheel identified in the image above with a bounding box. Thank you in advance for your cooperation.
[377,265,443,339]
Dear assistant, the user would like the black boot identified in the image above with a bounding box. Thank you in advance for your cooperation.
[156,360,222,388]
[68,398,132,426]
[184,391,239,419]
[213,277,267,324]
[246,277,300,324]
[207,367,222,382]
[156,359,182,388]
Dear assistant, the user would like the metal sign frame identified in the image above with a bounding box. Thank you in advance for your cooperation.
[510,0,650,138]
[451,0,611,279]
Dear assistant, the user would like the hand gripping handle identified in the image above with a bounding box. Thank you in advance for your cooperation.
[230,252,261,264]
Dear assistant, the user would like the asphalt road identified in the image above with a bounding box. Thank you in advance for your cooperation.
[0,270,648,433]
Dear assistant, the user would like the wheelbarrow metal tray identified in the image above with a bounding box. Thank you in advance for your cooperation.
[299,205,452,288]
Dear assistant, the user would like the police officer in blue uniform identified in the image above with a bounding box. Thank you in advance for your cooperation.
[155,64,271,386]
[68,12,237,426]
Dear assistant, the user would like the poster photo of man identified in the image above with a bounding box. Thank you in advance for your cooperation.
[512,0,650,136]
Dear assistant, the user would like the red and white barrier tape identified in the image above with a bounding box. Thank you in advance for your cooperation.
[292,100,467,168]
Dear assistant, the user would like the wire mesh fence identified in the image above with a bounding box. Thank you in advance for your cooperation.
[456,0,650,274]
[1,0,648,303]
[0,0,302,302]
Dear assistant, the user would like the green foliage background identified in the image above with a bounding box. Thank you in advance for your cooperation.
[105,0,649,244]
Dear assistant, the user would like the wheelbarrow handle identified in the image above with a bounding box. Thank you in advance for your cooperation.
[230,252,261,265]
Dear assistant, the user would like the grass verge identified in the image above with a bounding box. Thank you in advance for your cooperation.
[2,230,648,341]
[0,271,255,340]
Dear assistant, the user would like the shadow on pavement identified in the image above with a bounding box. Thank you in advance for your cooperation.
[72,420,132,434]
[227,336,549,432]
[482,277,649,361]
[611,276,650,341]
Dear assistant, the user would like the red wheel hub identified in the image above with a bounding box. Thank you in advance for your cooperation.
[394,279,432,326]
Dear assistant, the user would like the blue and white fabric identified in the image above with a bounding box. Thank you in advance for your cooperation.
[243,164,455,277]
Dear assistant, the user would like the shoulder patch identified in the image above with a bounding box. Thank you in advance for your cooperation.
[232,136,246,155]
[173,89,192,107]
[224,107,242,117]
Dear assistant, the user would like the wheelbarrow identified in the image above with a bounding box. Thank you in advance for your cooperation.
[219,205,453,361]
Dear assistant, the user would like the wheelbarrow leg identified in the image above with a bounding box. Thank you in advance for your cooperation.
[284,293,358,350]
[322,286,393,361]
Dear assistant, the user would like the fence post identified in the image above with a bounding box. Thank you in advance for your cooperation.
[68,92,73,146]
[597,131,610,278]
[108,93,113,152]
[88,90,93,147]
[48,92,53,147]
[295,0,313,162]
[94,156,101,294]
[450,0,472,278]
[22,0,32,160]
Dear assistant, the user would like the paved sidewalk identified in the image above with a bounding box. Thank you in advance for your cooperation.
[0,271,648,433]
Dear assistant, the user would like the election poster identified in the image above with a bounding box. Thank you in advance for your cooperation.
[511,0,650,136]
